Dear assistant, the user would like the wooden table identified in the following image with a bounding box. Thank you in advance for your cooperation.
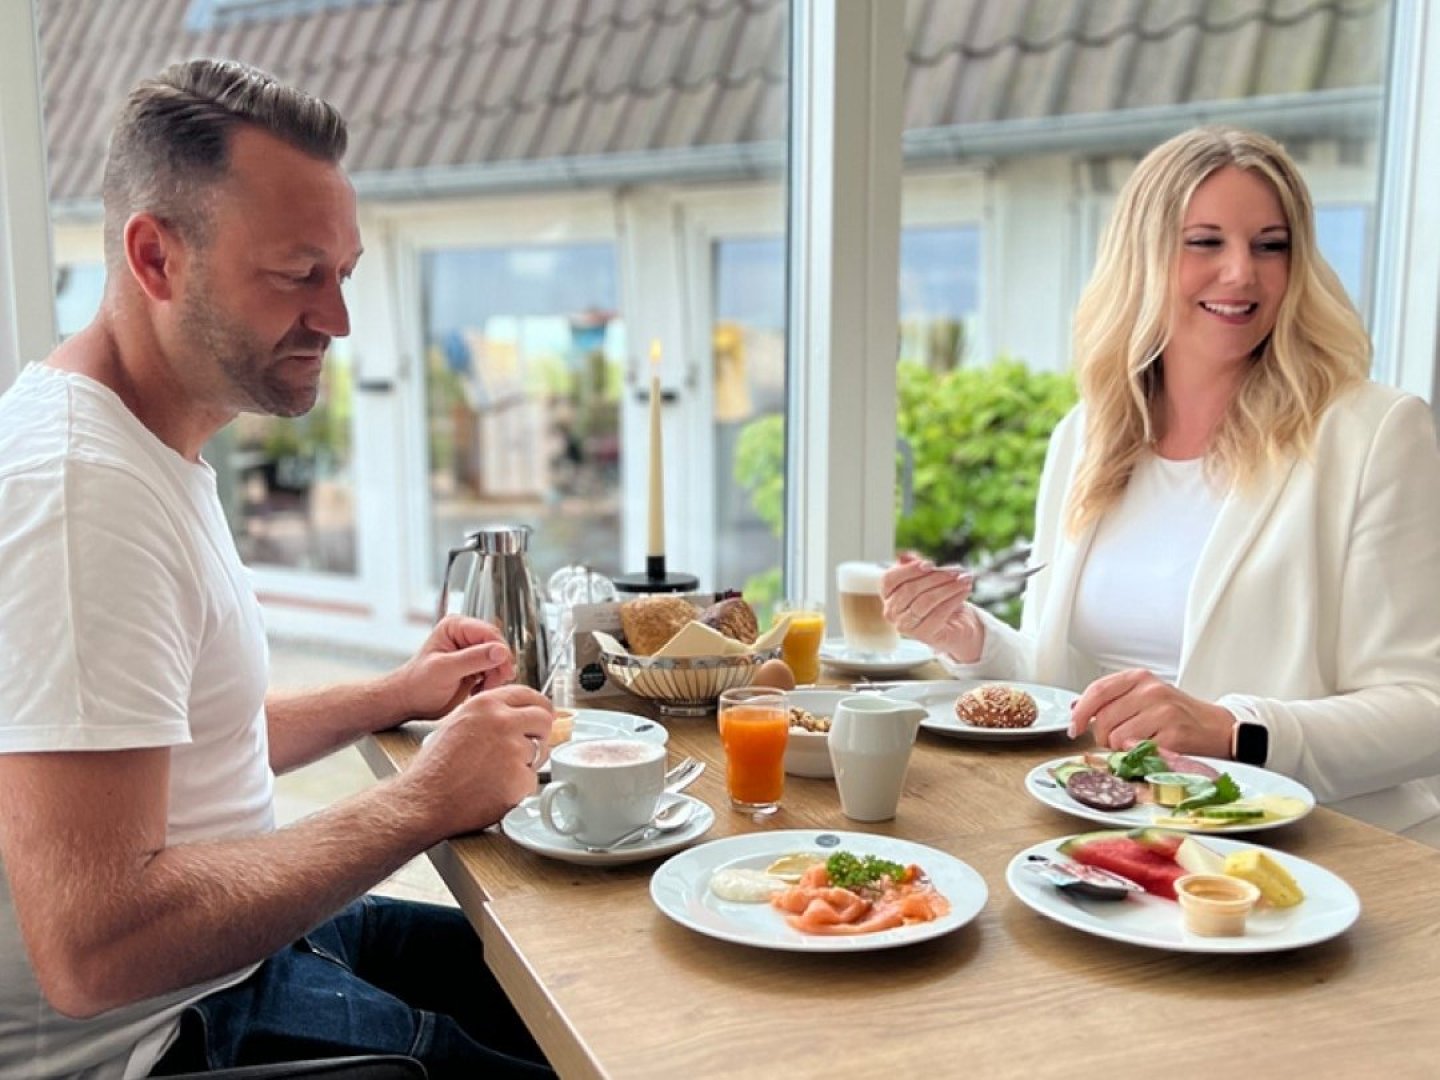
[362,695,1440,1079]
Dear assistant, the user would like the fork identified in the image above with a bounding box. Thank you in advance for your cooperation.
[936,561,1047,585]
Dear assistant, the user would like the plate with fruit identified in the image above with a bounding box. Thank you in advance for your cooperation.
[1006,830,1360,953]
[1025,741,1314,833]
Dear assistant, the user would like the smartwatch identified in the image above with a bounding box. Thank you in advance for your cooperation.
[1233,721,1270,766]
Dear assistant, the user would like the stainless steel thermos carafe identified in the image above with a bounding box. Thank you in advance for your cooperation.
[437,524,551,692]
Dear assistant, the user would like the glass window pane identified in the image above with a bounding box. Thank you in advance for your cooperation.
[224,342,357,574]
[421,244,624,585]
[714,237,785,606]
[53,263,104,339]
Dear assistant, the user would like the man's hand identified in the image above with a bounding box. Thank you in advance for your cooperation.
[1068,668,1233,758]
[389,615,518,720]
[409,684,555,835]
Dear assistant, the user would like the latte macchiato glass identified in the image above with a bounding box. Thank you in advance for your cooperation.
[835,561,899,656]
[538,738,665,846]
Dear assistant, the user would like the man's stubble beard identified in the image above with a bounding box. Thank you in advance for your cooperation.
[178,270,321,419]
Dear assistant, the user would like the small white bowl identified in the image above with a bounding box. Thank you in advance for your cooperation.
[783,689,850,778]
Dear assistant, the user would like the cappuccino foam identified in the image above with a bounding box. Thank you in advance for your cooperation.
[566,739,660,767]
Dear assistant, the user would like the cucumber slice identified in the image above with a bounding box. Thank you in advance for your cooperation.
[1051,762,1094,786]
[1194,805,1265,821]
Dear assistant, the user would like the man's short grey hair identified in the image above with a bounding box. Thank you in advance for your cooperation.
[101,58,347,270]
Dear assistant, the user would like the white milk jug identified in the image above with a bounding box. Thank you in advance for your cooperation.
[827,695,926,822]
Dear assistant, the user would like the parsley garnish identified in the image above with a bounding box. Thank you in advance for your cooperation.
[825,851,907,889]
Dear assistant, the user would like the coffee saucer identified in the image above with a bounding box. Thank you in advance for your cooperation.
[819,639,934,676]
[499,793,715,867]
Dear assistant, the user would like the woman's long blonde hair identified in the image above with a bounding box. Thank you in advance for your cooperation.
[1065,125,1370,535]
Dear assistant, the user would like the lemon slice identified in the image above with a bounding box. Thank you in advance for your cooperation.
[765,852,827,882]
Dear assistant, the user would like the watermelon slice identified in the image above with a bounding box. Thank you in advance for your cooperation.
[1056,829,1187,900]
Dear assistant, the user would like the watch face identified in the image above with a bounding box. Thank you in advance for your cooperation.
[1236,722,1269,766]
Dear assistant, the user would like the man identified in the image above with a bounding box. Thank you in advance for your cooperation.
[0,59,555,1078]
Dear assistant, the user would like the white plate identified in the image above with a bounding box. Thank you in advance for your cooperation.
[565,708,669,747]
[1025,755,1315,833]
[1006,835,1359,953]
[500,793,714,867]
[649,830,987,952]
[818,639,935,676]
[887,679,1077,741]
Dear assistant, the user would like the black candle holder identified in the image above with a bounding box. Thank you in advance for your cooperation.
[612,554,700,595]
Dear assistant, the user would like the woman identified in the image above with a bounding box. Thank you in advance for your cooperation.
[881,126,1440,844]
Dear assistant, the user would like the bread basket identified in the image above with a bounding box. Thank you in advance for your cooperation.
[600,647,783,717]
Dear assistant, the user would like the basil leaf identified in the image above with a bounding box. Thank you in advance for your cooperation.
[1175,773,1242,813]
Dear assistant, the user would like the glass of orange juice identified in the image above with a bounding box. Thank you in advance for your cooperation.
[775,599,826,685]
[717,687,789,814]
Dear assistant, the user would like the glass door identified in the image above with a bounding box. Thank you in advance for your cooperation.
[416,240,626,590]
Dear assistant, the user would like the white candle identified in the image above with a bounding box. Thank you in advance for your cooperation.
[647,339,664,558]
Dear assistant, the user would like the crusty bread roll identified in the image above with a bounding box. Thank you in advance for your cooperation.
[954,685,1038,729]
[698,597,758,645]
[619,594,697,655]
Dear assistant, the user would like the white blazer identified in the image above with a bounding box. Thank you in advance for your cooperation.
[956,381,1440,844]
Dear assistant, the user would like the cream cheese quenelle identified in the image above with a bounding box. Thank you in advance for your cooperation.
[708,868,788,903]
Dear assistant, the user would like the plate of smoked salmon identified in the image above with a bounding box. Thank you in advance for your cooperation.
[649,830,987,952]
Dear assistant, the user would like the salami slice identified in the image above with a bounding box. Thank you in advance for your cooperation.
[1065,770,1138,811]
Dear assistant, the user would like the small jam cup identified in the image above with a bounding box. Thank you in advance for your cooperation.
[1175,873,1262,937]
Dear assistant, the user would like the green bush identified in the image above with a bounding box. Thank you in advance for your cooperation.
[732,358,1076,626]
[896,358,1075,563]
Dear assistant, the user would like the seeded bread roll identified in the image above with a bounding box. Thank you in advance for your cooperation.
[698,597,758,645]
[954,684,1039,729]
[619,594,697,656]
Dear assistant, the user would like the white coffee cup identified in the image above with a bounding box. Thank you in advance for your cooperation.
[539,738,666,846]
[836,561,900,656]
[827,695,925,822]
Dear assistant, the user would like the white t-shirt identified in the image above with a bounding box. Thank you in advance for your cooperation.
[0,364,273,1079]
[1070,453,1224,682]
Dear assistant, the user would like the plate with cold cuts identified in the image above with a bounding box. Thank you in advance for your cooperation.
[1006,834,1359,954]
[886,679,1077,741]
[1025,754,1315,834]
[649,830,987,953]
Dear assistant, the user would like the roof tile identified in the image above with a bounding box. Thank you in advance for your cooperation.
[37,0,1389,203]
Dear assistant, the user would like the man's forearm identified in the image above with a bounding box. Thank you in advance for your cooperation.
[266,674,409,772]
[58,771,443,1017]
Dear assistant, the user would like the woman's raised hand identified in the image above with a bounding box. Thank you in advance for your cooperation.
[880,553,986,663]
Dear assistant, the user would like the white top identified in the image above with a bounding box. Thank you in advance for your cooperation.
[0,364,271,1079]
[1069,454,1224,683]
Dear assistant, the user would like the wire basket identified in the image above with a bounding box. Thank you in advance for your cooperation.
[600,647,783,717]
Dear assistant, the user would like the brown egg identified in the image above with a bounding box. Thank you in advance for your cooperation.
[751,658,797,691]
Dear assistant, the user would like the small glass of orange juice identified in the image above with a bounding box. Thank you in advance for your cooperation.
[775,599,826,685]
[717,687,789,814]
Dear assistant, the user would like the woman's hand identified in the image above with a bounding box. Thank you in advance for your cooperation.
[880,553,986,663]
[387,615,517,721]
[1069,668,1234,758]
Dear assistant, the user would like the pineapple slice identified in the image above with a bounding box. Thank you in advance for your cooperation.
[1223,849,1305,908]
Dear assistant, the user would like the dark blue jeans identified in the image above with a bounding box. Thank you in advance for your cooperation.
[150,897,553,1079]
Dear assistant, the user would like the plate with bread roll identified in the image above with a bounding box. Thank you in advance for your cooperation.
[882,679,1077,741]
